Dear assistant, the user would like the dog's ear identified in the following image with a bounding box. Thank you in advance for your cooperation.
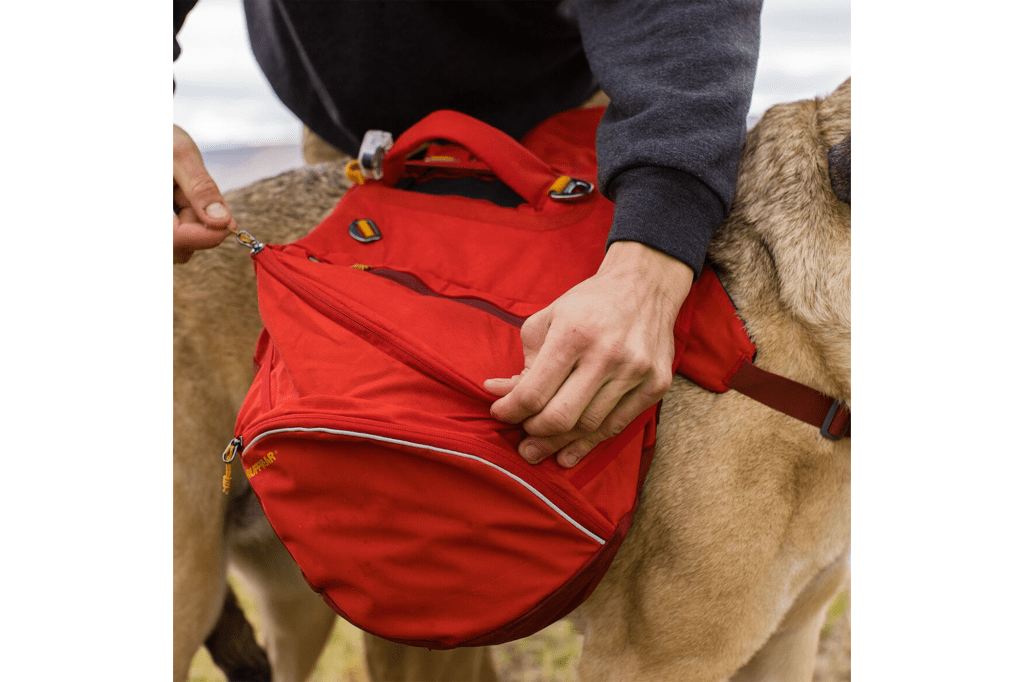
[828,135,851,204]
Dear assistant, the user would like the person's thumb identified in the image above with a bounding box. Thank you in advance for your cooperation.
[173,125,232,228]
[481,307,550,398]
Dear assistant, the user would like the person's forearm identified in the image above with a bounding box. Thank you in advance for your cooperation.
[574,0,762,270]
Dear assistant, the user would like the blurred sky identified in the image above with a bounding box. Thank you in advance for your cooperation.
[173,0,850,150]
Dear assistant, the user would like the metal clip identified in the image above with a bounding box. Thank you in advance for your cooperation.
[357,130,395,181]
[221,437,243,495]
[234,230,264,254]
[549,177,594,202]
[222,437,242,464]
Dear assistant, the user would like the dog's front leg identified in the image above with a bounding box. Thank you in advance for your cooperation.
[728,551,850,682]
[172,376,235,682]
[228,499,339,682]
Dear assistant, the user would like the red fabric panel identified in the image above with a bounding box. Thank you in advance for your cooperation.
[520,107,603,183]
[244,435,601,647]
[673,268,756,393]
[292,182,614,316]
[462,436,657,647]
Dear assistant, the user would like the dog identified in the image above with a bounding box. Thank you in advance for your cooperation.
[173,78,850,681]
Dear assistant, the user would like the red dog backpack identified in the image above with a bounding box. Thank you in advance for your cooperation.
[227,107,759,648]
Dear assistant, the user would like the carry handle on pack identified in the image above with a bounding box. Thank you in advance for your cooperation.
[380,110,567,207]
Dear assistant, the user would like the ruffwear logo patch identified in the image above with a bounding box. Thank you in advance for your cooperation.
[245,451,277,479]
[348,219,382,243]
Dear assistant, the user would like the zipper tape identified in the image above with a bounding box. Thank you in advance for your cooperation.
[243,426,607,546]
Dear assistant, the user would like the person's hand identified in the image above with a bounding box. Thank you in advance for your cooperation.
[173,125,236,263]
[484,241,693,468]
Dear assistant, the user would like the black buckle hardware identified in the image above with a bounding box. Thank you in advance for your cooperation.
[549,178,594,201]
[820,400,849,440]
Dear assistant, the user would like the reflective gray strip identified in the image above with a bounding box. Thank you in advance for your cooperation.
[243,426,606,545]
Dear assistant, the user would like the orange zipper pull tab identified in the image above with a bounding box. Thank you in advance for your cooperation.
[221,437,242,495]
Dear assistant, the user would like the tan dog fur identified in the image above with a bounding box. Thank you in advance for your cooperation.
[571,78,851,682]
[173,79,850,681]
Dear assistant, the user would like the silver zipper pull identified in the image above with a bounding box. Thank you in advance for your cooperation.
[234,230,264,254]
[221,437,243,495]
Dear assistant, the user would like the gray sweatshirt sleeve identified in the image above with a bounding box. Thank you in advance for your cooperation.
[574,0,761,274]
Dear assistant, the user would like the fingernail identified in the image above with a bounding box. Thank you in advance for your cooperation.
[206,202,227,219]
[521,443,541,462]
[562,453,579,468]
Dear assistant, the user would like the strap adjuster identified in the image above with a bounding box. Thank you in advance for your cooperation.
[820,400,850,440]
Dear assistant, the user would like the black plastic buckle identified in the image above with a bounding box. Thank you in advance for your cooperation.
[549,178,594,201]
[820,400,849,440]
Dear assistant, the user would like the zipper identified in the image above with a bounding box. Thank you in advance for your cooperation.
[245,250,614,543]
[258,249,495,403]
[241,421,609,545]
[354,265,526,328]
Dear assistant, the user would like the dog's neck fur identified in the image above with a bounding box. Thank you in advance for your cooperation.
[707,82,852,407]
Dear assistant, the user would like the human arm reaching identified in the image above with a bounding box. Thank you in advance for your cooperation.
[173,2,236,263]
[485,0,761,467]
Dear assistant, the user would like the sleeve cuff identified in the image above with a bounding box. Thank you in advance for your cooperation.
[605,166,726,276]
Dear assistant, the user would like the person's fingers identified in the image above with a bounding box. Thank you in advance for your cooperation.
[173,213,195,264]
[482,374,520,397]
[518,430,577,464]
[523,372,634,439]
[552,386,656,468]
[175,213,234,250]
[173,206,236,264]
[518,364,609,439]
[173,125,232,228]
[516,376,641,464]
[517,360,671,466]
[488,241,690,464]
[488,337,575,426]
[488,312,561,423]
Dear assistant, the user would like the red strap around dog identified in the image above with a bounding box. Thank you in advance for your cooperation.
[726,360,851,440]
[672,268,849,441]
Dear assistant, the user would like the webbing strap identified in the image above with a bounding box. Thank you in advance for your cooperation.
[381,110,558,207]
[725,359,850,440]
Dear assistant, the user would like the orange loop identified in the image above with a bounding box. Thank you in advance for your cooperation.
[548,175,572,194]
[345,160,367,185]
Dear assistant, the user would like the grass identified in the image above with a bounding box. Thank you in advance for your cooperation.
[186,574,369,682]
[188,580,848,682]
[492,621,582,682]
[821,589,850,639]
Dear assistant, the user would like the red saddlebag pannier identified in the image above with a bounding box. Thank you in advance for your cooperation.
[229,107,755,649]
